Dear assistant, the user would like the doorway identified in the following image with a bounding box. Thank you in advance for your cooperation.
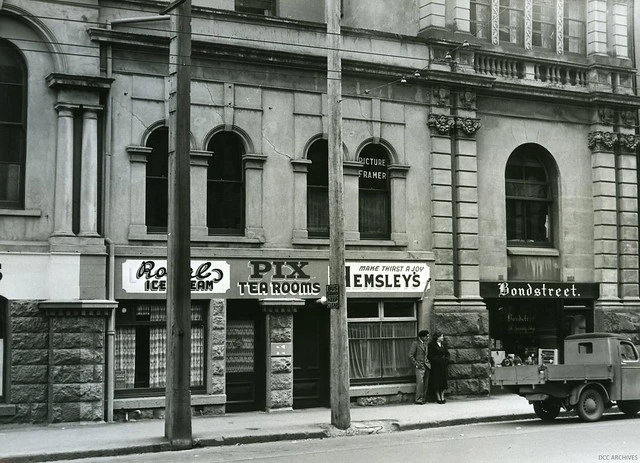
[293,302,330,409]
[225,300,266,412]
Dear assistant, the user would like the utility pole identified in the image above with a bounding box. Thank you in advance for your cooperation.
[163,0,193,448]
[326,0,351,430]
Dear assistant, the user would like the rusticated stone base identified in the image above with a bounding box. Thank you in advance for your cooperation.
[354,392,414,406]
[432,298,490,397]
[595,300,640,344]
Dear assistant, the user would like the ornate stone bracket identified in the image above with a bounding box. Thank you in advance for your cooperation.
[428,114,456,135]
[428,114,481,137]
[588,131,640,152]
[39,300,118,317]
[455,117,482,136]
[588,131,618,151]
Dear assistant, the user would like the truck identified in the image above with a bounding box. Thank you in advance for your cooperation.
[491,333,640,422]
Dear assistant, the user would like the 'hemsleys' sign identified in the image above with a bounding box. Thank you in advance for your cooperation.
[345,262,430,294]
[480,281,599,299]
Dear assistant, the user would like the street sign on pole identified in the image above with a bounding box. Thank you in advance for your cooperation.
[326,284,340,309]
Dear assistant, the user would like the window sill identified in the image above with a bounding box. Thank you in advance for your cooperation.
[0,404,16,416]
[128,228,265,245]
[113,394,226,410]
[507,246,559,257]
[350,383,415,397]
[292,237,408,248]
[0,208,41,217]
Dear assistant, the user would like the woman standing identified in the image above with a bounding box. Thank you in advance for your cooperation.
[428,332,450,404]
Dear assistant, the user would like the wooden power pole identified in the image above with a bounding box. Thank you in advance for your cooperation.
[163,0,193,448]
[326,0,351,430]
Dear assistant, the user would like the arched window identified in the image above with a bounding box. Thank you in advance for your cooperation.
[145,126,168,233]
[358,144,390,240]
[207,132,244,235]
[505,146,553,246]
[307,139,329,238]
[0,40,26,209]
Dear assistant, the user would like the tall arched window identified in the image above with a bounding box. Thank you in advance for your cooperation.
[358,144,390,240]
[145,126,168,233]
[0,40,26,209]
[505,145,553,246]
[207,131,244,235]
[307,139,329,238]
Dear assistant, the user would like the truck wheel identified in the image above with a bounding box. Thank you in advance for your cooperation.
[577,389,604,422]
[533,400,561,421]
[618,400,640,416]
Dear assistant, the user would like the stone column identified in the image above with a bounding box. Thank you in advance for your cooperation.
[53,104,76,237]
[418,0,446,32]
[260,301,302,412]
[79,107,100,237]
[388,165,409,245]
[126,146,151,238]
[291,159,311,241]
[589,125,623,324]
[39,300,117,423]
[190,150,212,239]
[587,0,608,56]
[343,161,362,241]
[243,154,267,241]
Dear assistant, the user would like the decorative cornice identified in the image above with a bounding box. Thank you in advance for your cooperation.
[46,73,114,91]
[428,114,456,135]
[39,300,118,318]
[455,117,482,136]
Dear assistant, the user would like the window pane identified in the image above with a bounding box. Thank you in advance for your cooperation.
[145,127,168,231]
[347,301,379,319]
[0,83,23,123]
[0,125,24,163]
[359,190,389,238]
[499,0,524,45]
[307,140,328,187]
[307,185,329,237]
[532,0,556,49]
[0,43,24,84]
[0,163,20,203]
[564,0,586,54]
[382,338,414,377]
[470,0,491,39]
[348,323,381,379]
[115,303,205,391]
[207,132,245,233]
[235,0,274,15]
[383,301,415,318]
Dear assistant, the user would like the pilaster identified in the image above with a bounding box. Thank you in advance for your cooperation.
[343,161,362,241]
[190,150,212,239]
[291,159,311,241]
[52,103,77,238]
[79,107,101,238]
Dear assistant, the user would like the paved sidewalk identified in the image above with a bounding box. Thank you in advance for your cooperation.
[0,394,539,462]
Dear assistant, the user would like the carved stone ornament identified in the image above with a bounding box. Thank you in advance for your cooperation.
[618,134,640,151]
[458,90,476,108]
[620,110,637,129]
[455,117,482,136]
[587,131,617,150]
[428,113,456,135]
[433,87,450,107]
[598,107,615,125]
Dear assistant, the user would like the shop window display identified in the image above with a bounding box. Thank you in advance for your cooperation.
[114,302,205,395]
[347,300,416,383]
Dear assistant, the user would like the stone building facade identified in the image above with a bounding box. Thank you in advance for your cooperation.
[0,0,639,423]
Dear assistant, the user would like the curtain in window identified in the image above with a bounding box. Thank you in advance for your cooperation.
[348,323,380,379]
[191,325,204,386]
[226,320,255,373]
[115,328,136,389]
[381,322,415,377]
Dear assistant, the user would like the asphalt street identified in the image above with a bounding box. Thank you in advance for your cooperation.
[48,414,640,463]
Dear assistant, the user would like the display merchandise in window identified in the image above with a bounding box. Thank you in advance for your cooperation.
[347,300,416,383]
[114,302,205,395]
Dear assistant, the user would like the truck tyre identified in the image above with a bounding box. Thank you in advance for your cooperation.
[577,388,604,422]
[617,400,640,417]
[533,400,561,421]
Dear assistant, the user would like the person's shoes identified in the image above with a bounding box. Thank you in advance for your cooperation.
[442,399,446,404]
[415,400,424,404]
[437,399,444,404]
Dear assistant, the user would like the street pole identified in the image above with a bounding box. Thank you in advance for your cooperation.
[326,0,351,430]
[163,0,193,448]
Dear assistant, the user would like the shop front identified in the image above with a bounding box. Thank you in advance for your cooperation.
[481,281,599,370]
[115,257,432,415]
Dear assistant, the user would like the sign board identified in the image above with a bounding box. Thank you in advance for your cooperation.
[326,284,340,309]
[270,342,292,357]
[480,281,599,299]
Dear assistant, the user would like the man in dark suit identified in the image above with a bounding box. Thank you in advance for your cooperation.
[408,329,430,404]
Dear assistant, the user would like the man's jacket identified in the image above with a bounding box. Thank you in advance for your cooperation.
[408,339,430,369]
